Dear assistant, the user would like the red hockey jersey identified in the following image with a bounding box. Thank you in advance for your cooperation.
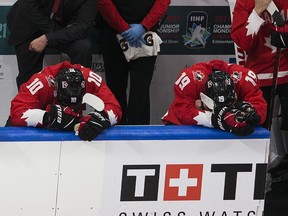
[231,0,288,87]
[162,60,267,126]
[10,61,122,127]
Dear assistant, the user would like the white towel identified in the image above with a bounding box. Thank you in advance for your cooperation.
[116,31,163,62]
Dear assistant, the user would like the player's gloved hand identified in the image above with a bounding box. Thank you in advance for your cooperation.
[43,104,80,131]
[232,101,261,125]
[211,105,254,136]
[271,24,288,48]
[121,24,146,43]
[77,111,110,141]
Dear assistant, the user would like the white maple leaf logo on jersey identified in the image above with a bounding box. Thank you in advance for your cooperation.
[193,111,213,128]
[21,109,46,127]
[264,36,277,53]
[107,109,118,125]
[246,16,258,37]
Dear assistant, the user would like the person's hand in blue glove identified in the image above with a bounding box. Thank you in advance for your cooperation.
[121,24,146,43]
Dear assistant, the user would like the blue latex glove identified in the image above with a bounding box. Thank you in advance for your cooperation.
[121,24,146,43]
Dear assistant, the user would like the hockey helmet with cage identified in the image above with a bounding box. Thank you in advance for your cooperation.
[205,70,236,106]
[55,68,86,105]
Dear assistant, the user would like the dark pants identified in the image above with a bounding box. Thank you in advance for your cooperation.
[260,83,288,130]
[15,35,92,90]
[101,25,156,125]
[261,83,288,215]
[264,179,288,216]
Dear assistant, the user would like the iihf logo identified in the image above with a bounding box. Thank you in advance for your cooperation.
[182,11,211,49]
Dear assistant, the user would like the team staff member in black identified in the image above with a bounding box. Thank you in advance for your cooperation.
[6,0,98,90]
[97,0,171,125]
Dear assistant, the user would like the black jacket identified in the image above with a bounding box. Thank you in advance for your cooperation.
[7,0,98,46]
[112,0,155,24]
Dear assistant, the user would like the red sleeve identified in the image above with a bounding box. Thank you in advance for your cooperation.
[229,64,267,124]
[141,0,171,30]
[230,0,261,51]
[82,68,122,125]
[170,77,205,125]
[10,73,53,127]
[162,64,212,126]
[97,0,171,33]
[98,0,130,33]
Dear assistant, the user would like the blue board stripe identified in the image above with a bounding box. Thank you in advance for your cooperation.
[0,126,270,142]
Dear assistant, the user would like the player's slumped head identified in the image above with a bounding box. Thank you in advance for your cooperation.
[162,59,267,136]
[9,61,122,141]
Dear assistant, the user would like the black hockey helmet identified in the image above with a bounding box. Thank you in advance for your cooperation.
[55,68,86,105]
[205,70,236,106]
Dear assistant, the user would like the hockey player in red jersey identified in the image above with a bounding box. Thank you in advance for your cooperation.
[231,0,288,130]
[162,59,267,136]
[231,1,288,215]
[9,61,122,141]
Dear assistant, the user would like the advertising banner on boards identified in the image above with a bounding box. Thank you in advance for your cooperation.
[0,126,270,216]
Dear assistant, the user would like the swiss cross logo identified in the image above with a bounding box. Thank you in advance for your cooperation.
[164,164,203,200]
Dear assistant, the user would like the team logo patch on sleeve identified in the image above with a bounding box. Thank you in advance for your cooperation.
[192,70,205,82]
[231,71,242,84]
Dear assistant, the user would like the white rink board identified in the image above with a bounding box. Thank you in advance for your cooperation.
[0,141,60,216]
[0,125,270,216]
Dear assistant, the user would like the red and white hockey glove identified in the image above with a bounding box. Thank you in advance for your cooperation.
[231,101,261,125]
[76,111,110,141]
[271,24,288,48]
[43,104,80,131]
[211,105,254,136]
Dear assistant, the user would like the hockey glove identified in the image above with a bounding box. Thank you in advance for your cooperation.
[232,101,261,125]
[121,24,146,43]
[271,24,288,48]
[43,104,80,131]
[77,111,111,141]
[211,105,254,136]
